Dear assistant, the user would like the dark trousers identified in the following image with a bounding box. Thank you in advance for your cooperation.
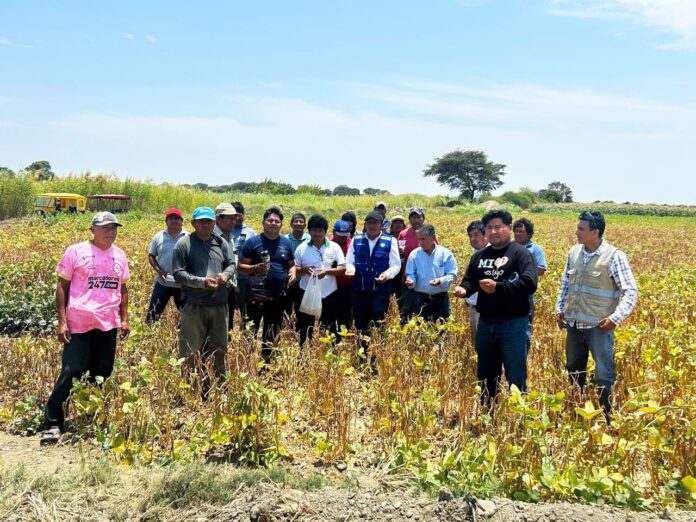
[284,284,302,322]
[398,283,416,324]
[296,290,338,346]
[247,294,287,361]
[334,286,353,332]
[475,317,529,405]
[565,325,616,413]
[352,290,390,337]
[145,282,185,325]
[231,279,249,331]
[409,291,451,323]
[44,328,118,430]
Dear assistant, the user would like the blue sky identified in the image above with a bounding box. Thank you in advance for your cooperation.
[1,0,695,204]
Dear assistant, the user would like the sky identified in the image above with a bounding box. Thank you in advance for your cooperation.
[1,0,695,204]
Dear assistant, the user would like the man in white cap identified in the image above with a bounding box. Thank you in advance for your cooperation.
[374,201,391,233]
[41,212,130,444]
[214,203,239,330]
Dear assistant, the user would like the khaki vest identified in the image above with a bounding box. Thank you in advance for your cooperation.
[564,242,620,326]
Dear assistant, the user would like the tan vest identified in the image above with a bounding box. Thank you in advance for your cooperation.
[564,242,620,326]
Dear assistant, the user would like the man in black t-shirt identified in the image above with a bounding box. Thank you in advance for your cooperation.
[239,206,296,363]
[454,210,537,405]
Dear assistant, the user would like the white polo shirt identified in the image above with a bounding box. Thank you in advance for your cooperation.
[294,239,346,298]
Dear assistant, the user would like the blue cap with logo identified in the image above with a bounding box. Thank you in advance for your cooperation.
[192,206,215,220]
[333,220,351,236]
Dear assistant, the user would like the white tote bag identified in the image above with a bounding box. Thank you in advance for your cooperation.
[299,274,322,318]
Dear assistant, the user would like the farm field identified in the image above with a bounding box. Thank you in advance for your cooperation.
[1,208,695,518]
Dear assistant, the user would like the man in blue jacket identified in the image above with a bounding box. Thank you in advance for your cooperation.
[345,211,401,355]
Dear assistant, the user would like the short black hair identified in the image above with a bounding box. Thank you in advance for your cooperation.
[263,206,284,222]
[579,211,606,238]
[231,201,245,214]
[417,224,436,237]
[513,218,534,238]
[307,214,328,232]
[467,220,485,235]
[481,210,512,226]
[341,211,357,225]
[290,212,306,223]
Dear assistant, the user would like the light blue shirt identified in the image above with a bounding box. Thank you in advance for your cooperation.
[232,225,256,280]
[286,231,310,253]
[148,229,188,288]
[405,244,458,295]
[524,241,547,271]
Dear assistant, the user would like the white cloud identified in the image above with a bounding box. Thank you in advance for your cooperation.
[144,34,157,43]
[2,82,694,204]
[548,0,696,48]
[123,33,134,40]
[0,38,11,45]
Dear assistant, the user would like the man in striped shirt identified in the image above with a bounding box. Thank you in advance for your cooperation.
[556,211,638,417]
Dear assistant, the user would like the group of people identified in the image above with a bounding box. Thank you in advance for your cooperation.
[40,201,638,443]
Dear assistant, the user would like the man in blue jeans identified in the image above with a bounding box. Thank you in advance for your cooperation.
[345,210,401,357]
[454,210,537,406]
[556,211,638,417]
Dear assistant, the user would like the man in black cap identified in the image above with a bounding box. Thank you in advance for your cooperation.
[345,210,401,359]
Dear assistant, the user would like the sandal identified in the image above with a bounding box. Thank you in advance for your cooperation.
[40,426,61,445]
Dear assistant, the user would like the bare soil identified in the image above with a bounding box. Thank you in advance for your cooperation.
[2,431,694,521]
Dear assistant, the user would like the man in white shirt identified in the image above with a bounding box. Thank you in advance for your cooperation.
[294,214,347,347]
[345,211,401,352]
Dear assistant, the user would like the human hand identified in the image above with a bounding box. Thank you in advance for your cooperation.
[204,277,219,289]
[216,273,228,285]
[57,323,71,344]
[316,268,328,280]
[255,263,268,275]
[479,279,497,294]
[376,273,388,283]
[598,317,617,332]
[555,313,567,329]
[119,320,130,340]
[429,278,441,287]
[453,286,466,298]
[405,278,415,289]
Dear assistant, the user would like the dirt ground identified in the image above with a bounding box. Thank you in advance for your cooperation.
[1,431,695,521]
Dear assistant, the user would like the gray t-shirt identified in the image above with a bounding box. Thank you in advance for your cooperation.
[172,233,237,306]
[148,229,188,288]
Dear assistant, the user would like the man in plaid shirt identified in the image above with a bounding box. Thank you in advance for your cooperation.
[556,211,638,417]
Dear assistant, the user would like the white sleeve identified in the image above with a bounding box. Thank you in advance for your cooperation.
[383,238,402,280]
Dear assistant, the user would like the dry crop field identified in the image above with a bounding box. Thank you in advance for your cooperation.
[0,209,694,510]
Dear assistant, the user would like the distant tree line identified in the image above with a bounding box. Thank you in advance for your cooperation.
[181,178,391,197]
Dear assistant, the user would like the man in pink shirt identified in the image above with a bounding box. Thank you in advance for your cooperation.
[41,212,130,444]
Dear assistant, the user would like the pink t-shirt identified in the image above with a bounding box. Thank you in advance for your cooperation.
[57,241,130,334]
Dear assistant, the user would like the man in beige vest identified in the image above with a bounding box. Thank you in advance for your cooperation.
[556,211,638,417]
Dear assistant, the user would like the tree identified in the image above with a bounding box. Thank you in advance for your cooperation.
[537,181,573,203]
[23,160,55,181]
[423,150,505,201]
[0,167,16,177]
[363,187,391,196]
[332,184,360,196]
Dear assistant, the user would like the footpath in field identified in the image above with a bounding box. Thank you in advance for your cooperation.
[1,431,694,522]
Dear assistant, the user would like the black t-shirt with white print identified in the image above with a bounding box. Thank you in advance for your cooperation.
[460,241,537,320]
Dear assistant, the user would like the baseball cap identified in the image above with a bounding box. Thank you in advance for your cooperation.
[165,208,183,219]
[409,207,425,218]
[91,212,122,227]
[374,201,387,209]
[365,210,384,222]
[215,203,238,216]
[333,220,351,236]
[391,215,405,223]
[192,206,215,220]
